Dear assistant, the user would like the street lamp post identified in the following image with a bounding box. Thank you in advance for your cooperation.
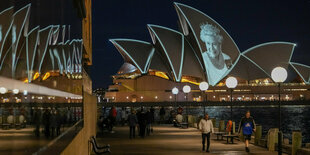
[183,85,191,115]
[271,67,288,155]
[226,77,238,121]
[172,87,179,108]
[199,82,209,116]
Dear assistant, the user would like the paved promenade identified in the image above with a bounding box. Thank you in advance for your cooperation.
[0,128,50,155]
[97,125,284,155]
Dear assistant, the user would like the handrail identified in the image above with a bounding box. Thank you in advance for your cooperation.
[32,119,84,155]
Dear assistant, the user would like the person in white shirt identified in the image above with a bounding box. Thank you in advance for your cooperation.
[199,114,214,152]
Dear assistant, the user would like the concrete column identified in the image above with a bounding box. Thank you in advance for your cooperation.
[219,120,225,132]
[255,125,262,145]
[292,131,302,155]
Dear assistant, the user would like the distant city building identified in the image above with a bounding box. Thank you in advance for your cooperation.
[105,3,310,102]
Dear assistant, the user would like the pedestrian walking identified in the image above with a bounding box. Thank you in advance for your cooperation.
[238,110,256,153]
[198,114,214,152]
[128,110,138,139]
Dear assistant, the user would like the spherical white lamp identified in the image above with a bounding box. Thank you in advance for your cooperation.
[271,67,287,83]
[172,87,179,95]
[226,77,238,88]
[183,85,191,93]
[199,82,209,91]
[0,87,7,94]
[12,89,19,94]
[23,90,28,96]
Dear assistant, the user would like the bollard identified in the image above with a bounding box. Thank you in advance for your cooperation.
[193,116,198,128]
[187,115,192,127]
[292,131,302,155]
[267,128,280,151]
[219,120,225,132]
[239,128,244,142]
[211,118,216,128]
[232,122,235,134]
[255,125,262,145]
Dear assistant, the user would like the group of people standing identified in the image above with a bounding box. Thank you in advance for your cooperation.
[128,107,155,139]
[33,107,78,138]
[33,108,61,138]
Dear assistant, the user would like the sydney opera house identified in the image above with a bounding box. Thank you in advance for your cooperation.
[105,3,310,103]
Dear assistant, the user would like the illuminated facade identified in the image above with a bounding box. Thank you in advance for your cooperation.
[105,2,310,102]
[0,4,84,103]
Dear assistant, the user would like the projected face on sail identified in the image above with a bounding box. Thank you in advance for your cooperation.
[200,23,232,86]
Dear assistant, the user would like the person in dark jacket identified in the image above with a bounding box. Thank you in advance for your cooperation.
[50,110,57,137]
[137,107,146,138]
[238,111,256,153]
[150,106,155,132]
[159,106,165,124]
[42,109,51,138]
[128,110,138,139]
[33,108,41,137]
[55,110,62,136]
[146,110,153,136]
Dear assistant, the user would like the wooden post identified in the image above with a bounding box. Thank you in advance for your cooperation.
[232,121,235,134]
[255,125,262,145]
[211,118,216,129]
[292,131,302,155]
[267,128,279,151]
[219,120,225,132]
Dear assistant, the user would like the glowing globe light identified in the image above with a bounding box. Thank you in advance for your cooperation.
[271,67,287,83]
[23,90,28,96]
[226,77,238,89]
[12,89,19,94]
[183,85,191,93]
[172,87,179,95]
[199,82,209,91]
[0,87,7,94]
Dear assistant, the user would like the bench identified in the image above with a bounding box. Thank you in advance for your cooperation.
[90,136,110,154]
[222,134,239,144]
[15,124,21,130]
[2,123,10,130]
[213,132,226,140]
[180,122,189,129]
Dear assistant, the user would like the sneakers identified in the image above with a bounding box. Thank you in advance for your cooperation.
[245,147,250,152]
[206,150,210,153]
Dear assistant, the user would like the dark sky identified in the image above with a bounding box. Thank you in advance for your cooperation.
[91,0,310,89]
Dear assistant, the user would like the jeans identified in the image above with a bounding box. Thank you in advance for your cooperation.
[202,133,210,151]
[129,126,136,138]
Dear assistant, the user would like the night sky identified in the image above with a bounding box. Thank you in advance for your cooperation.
[91,0,310,89]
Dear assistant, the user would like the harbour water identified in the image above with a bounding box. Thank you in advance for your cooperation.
[186,105,310,143]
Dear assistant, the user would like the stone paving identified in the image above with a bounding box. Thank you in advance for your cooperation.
[97,125,285,155]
